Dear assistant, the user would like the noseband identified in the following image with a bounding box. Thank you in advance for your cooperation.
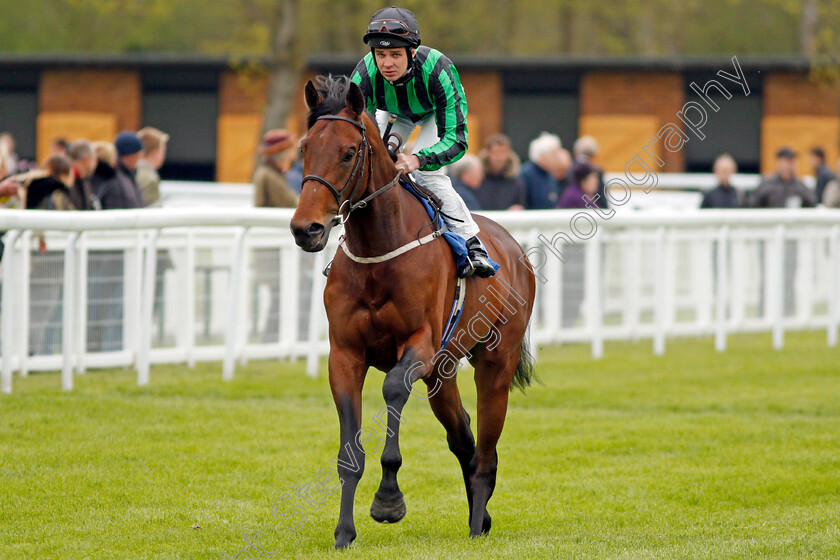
[302,115,401,227]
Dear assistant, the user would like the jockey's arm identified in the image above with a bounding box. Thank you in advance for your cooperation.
[414,63,468,171]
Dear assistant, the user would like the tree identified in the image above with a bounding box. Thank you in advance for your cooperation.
[260,0,300,136]
[800,0,818,55]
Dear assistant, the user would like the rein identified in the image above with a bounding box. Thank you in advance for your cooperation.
[301,115,402,228]
[303,113,444,267]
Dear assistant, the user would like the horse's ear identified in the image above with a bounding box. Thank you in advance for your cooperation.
[345,82,365,118]
[304,80,322,110]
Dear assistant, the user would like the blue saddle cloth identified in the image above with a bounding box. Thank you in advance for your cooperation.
[400,179,500,275]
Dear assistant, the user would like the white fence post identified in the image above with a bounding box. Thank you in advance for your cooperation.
[184,230,196,368]
[137,229,160,386]
[653,226,666,356]
[18,231,31,377]
[715,226,729,352]
[75,233,88,374]
[829,226,840,348]
[125,233,144,360]
[730,231,746,328]
[526,227,541,356]
[280,243,300,359]
[544,235,562,344]
[798,230,814,325]
[237,239,251,366]
[627,229,642,343]
[223,227,248,381]
[307,250,327,378]
[62,232,80,391]
[695,236,713,331]
[1,230,21,394]
[586,232,603,359]
[772,225,786,350]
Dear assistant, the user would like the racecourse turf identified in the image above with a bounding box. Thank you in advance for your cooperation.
[1,331,839,559]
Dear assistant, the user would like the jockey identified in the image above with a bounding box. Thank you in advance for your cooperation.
[351,6,495,278]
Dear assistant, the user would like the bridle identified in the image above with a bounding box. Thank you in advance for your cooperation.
[302,114,401,227]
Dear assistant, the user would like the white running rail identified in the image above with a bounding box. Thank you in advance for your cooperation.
[1,207,839,393]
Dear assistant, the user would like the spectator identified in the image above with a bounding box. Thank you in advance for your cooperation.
[449,154,483,211]
[89,141,121,205]
[822,158,840,208]
[137,128,173,336]
[751,147,816,208]
[556,149,573,198]
[19,154,76,356]
[478,133,525,211]
[21,153,75,211]
[0,132,19,175]
[810,147,836,204]
[252,129,298,343]
[66,140,101,211]
[285,140,304,194]
[253,129,299,208]
[136,127,170,207]
[50,137,68,156]
[701,154,742,208]
[87,141,127,352]
[573,135,607,208]
[520,132,563,209]
[559,162,599,209]
[556,161,598,329]
[97,131,145,209]
[752,147,815,319]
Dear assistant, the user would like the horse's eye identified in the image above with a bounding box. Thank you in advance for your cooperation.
[342,149,355,162]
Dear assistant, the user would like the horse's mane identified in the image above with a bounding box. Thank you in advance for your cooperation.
[307,75,371,129]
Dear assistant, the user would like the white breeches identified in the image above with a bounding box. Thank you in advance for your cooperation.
[375,110,480,239]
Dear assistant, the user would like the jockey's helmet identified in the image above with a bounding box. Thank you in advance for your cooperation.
[363,6,421,49]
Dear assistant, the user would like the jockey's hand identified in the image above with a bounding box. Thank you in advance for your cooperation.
[395,153,421,176]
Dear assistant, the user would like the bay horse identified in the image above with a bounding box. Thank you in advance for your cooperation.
[290,76,536,549]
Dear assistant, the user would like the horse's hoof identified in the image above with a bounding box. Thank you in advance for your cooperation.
[469,512,491,538]
[370,493,406,524]
[334,533,355,549]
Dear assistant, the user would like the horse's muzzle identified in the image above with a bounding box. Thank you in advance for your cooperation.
[290,221,329,252]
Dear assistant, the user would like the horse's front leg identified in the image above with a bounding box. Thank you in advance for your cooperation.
[370,326,436,524]
[329,345,367,549]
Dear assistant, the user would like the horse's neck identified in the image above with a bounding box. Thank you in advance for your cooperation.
[342,161,421,258]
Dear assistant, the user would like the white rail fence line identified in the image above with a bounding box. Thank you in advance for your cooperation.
[1,208,839,393]
[156,174,817,209]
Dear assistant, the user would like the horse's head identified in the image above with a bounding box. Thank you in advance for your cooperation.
[290,76,371,252]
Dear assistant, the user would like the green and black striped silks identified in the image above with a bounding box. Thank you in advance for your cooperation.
[351,46,468,171]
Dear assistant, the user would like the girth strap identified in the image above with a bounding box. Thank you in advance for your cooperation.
[339,226,446,264]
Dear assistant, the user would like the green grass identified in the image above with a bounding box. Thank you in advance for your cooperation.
[2,332,839,559]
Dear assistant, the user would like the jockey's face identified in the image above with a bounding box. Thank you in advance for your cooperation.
[374,48,412,81]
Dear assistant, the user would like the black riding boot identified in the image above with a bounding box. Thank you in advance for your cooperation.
[459,236,496,278]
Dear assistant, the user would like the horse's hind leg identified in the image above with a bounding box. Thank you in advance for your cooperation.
[468,345,520,537]
[426,375,478,527]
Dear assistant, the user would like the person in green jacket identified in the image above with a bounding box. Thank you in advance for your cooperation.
[351,6,494,278]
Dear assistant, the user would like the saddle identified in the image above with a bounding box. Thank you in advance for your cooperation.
[402,173,443,213]
[382,123,451,223]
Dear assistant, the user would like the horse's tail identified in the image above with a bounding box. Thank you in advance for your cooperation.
[510,330,538,393]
